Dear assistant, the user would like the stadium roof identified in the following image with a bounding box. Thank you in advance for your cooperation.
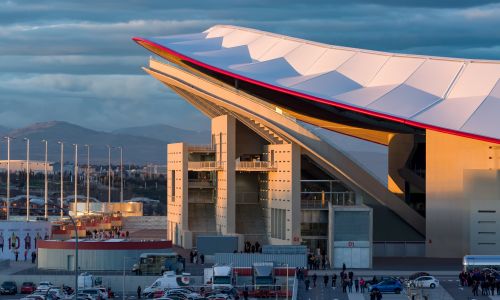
[134,25,500,144]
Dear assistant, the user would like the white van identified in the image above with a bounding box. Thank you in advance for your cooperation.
[143,271,191,295]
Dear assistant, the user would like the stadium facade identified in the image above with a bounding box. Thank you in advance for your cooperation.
[134,25,500,260]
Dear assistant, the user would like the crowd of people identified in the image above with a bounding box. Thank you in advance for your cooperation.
[189,249,205,264]
[85,227,130,240]
[460,269,500,296]
[307,253,329,270]
[301,263,383,298]
[243,241,261,253]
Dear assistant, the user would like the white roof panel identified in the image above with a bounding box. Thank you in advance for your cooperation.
[137,25,500,142]
[336,52,390,86]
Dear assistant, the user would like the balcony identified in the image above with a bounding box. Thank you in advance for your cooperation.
[188,179,215,189]
[301,191,355,209]
[188,161,223,171]
[236,161,277,171]
[188,144,215,153]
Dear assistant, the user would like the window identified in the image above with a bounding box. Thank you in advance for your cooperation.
[271,208,286,240]
[170,170,175,201]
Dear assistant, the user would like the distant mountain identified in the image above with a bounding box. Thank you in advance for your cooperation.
[112,124,210,144]
[3,121,170,164]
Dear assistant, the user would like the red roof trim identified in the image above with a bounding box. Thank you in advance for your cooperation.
[133,37,500,145]
[38,240,172,250]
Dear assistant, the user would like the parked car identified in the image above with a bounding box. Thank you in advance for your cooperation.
[409,276,439,288]
[363,276,400,288]
[80,288,103,300]
[20,295,46,300]
[1,281,18,295]
[37,282,54,292]
[408,272,431,281]
[21,282,37,294]
[368,279,403,294]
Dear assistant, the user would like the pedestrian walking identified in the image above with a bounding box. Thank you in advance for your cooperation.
[332,273,337,287]
[305,278,310,291]
[137,286,142,299]
[355,278,359,293]
[376,290,383,300]
[342,280,347,293]
[323,275,328,287]
[312,274,317,287]
[31,251,36,264]
[360,278,366,293]
[348,278,353,293]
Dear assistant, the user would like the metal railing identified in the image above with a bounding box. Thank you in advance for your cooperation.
[188,161,224,171]
[187,144,215,152]
[236,161,277,171]
[301,191,355,208]
[188,179,215,188]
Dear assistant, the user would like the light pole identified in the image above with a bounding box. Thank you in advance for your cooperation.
[107,145,111,204]
[3,137,11,220]
[42,140,48,219]
[117,146,123,203]
[286,264,289,300]
[84,145,90,214]
[73,144,78,216]
[58,141,64,218]
[24,138,30,221]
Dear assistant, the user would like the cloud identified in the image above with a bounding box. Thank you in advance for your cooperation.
[0,0,498,133]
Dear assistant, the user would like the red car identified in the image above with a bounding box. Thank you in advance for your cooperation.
[20,282,36,294]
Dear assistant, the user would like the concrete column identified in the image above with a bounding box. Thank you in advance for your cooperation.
[212,115,236,235]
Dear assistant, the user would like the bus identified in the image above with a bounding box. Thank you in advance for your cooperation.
[463,255,500,272]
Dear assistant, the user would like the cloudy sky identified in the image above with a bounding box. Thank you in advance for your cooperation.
[1,0,499,132]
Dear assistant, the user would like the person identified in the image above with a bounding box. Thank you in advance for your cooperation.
[200,253,205,264]
[137,286,142,299]
[342,263,346,273]
[342,279,347,293]
[242,286,249,300]
[14,249,19,261]
[472,280,479,297]
[348,278,353,293]
[323,275,328,287]
[360,278,366,293]
[312,273,317,287]
[355,277,359,293]
[370,290,376,300]
[332,273,337,287]
[376,290,383,300]
[31,251,36,263]
[0,232,4,252]
[189,250,194,263]
[24,249,28,261]
[305,278,310,291]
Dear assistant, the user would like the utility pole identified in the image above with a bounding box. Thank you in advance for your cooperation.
[4,137,11,220]
[107,145,111,204]
[24,138,30,221]
[118,146,123,203]
[58,141,64,218]
[42,140,48,219]
[73,144,78,216]
[85,144,90,214]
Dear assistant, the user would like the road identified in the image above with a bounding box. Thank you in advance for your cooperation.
[297,276,500,300]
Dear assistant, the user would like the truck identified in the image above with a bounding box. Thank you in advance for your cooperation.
[142,271,192,295]
[78,273,103,289]
[132,253,185,275]
[204,265,234,289]
[252,262,275,289]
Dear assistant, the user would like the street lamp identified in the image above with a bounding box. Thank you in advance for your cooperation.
[3,137,11,220]
[84,145,90,214]
[116,146,123,203]
[107,145,111,204]
[24,138,30,221]
[58,141,64,218]
[73,144,78,216]
[42,140,48,219]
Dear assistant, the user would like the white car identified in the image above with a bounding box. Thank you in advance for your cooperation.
[37,282,54,292]
[95,287,108,300]
[410,276,439,288]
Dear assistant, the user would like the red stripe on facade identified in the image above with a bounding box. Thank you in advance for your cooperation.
[132,37,500,145]
[38,240,172,250]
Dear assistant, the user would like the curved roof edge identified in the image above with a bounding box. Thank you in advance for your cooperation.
[133,25,500,145]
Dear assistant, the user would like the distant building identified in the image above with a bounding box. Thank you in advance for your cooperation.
[0,160,53,173]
